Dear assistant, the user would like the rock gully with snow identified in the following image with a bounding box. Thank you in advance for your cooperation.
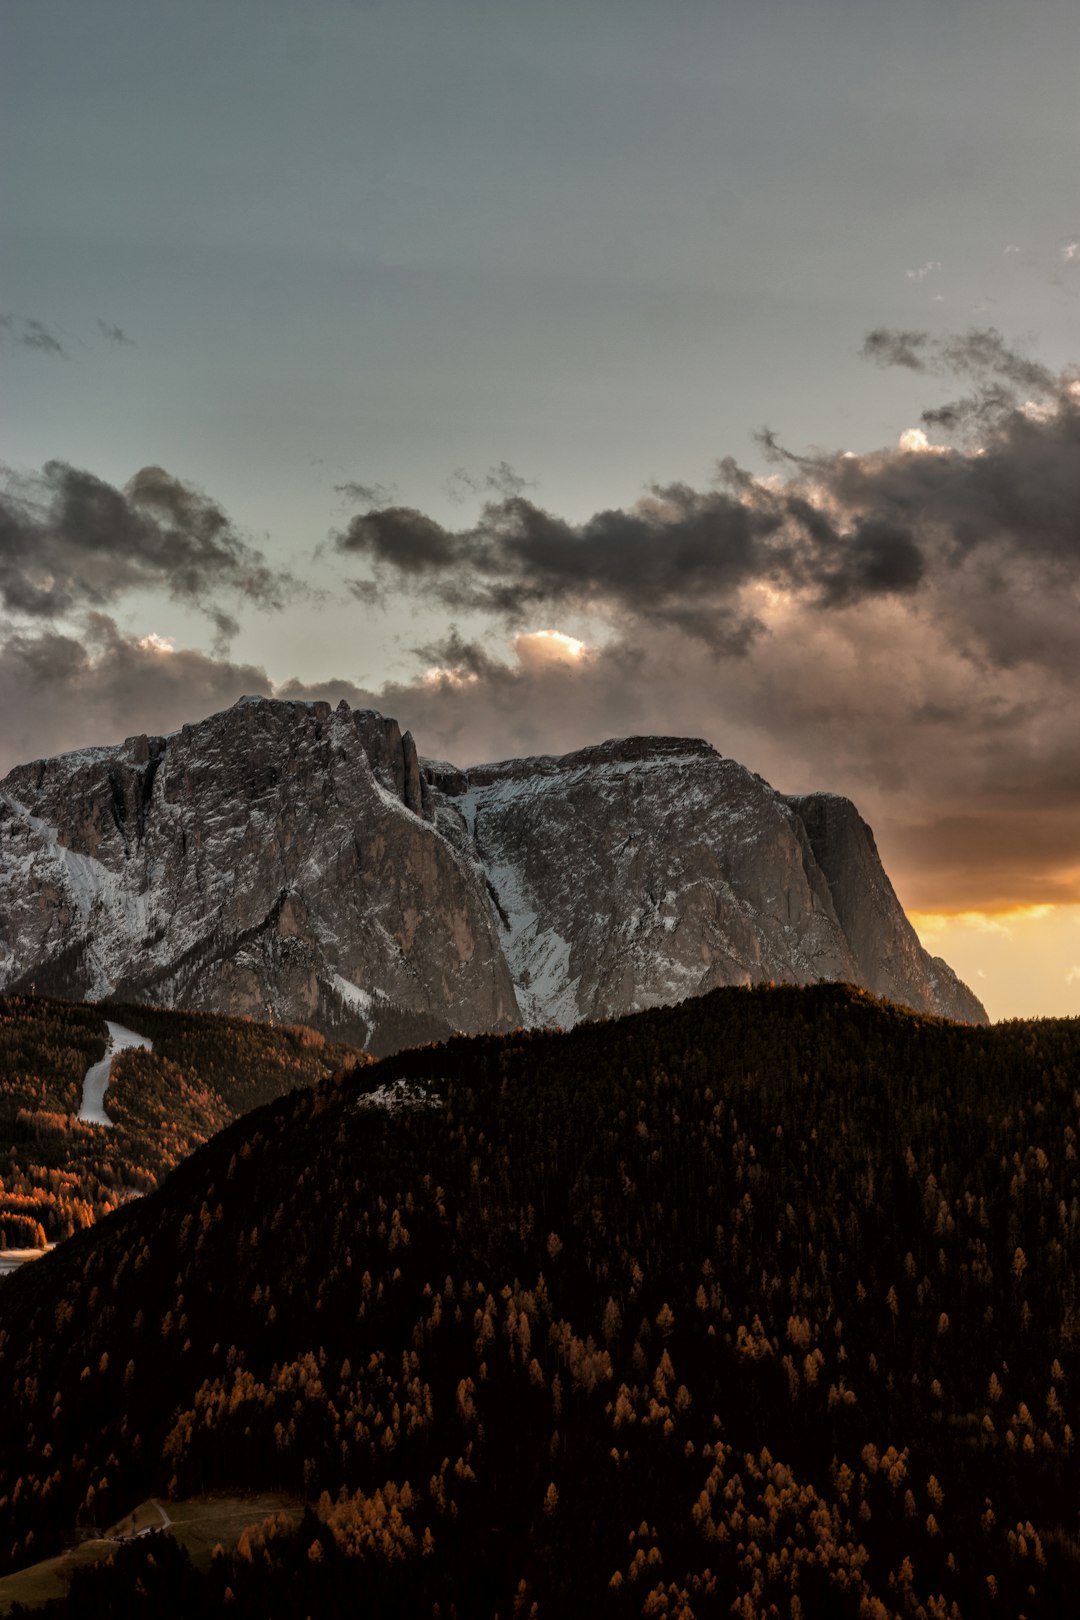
[0,697,986,1052]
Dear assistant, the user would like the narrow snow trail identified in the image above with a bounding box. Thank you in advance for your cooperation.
[78,1021,153,1127]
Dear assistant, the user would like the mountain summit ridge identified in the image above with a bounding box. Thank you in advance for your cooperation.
[0,695,986,1044]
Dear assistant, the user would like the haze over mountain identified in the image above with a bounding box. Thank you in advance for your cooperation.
[0,696,984,1049]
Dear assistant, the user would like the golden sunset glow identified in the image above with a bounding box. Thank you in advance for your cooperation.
[912,903,1080,1021]
[420,666,479,690]
[513,630,588,667]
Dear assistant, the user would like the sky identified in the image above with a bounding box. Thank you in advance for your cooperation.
[2,0,1079,1020]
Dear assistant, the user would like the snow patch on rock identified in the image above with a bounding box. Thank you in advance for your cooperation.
[356,1078,443,1113]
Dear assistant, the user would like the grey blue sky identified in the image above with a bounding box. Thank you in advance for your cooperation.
[3,0,1080,1015]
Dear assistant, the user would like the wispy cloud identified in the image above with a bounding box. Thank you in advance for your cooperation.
[0,314,68,358]
[446,461,534,505]
[335,479,397,507]
[96,318,136,346]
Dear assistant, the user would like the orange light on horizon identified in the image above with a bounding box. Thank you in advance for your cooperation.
[910,903,1057,939]
[910,903,1080,1022]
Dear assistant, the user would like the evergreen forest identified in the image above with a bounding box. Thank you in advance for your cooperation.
[0,995,362,1248]
[0,984,1078,1617]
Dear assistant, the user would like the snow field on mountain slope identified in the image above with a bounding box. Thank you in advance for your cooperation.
[78,1021,154,1127]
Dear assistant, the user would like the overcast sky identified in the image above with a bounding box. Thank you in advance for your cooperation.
[3,0,1079,1018]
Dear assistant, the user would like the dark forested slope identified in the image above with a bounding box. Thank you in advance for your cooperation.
[0,995,362,1246]
[0,985,1077,1617]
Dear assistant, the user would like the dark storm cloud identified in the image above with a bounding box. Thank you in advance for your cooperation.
[811,519,925,606]
[320,332,1080,911]
[336,491,771,645]
[891,807,1080,912]
[412,628,506,682]
[0,461,295,629]
[341,506,458,575]
[812,391,1080,596]
[335,473,935,649]
[938,329,1057,395]
[333,343,1079,671]
[0,315,67,358]
[96,318,136,346]
[0,615,275,773]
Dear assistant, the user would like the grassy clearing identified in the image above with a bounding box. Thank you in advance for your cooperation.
[0,1540,115,1610]
[0,1493,301,1610]
[103,1498,168,1539]
[152,1493,301,1570]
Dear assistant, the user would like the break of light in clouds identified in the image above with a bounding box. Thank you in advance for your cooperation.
[4,0,1080,1018]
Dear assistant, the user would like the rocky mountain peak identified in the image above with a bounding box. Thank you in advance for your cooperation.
[0,699,987,1046]
[454,733,720,791]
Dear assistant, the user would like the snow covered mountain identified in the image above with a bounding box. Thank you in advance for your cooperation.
[0,697,986,1049]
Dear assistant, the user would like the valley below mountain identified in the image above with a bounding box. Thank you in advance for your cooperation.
[0,697,985,1048]
[0,984,1074,1616]
[0,993,362,1251]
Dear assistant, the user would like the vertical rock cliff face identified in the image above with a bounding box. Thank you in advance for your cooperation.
[426,737,987,1027]
[0,698,519,1052]
[0,698,987,1047]
[782,793,987,1025]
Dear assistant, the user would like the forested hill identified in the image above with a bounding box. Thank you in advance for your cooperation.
[1,984,1078,1616]
[0,995,364,1248]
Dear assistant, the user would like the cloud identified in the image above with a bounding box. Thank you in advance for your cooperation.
[334,334,1079,676]
[446,461,534,504]
[333,468,931,651]
[513,629,587,668]
[862,324,1056,395]
[862,325,1061,437]
[320,332,1080,912]
[0,460,296,631]
[4,329,1080,924]
[97,318,136,346]
[335,479,397,506]
[0,315,67,359]
[0,615,275,772]
[861,328,933,371]
[1,313,136,354]
[906,260,942,282]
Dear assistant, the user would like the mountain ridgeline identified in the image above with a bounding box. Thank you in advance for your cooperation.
[0,985,1075,1615]
[0,697,985,1050]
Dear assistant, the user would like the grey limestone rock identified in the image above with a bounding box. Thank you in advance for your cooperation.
[0,699,987,1050]
[782,791,986,1024]
[0,697,518,1053]
[431,736,987,1027]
